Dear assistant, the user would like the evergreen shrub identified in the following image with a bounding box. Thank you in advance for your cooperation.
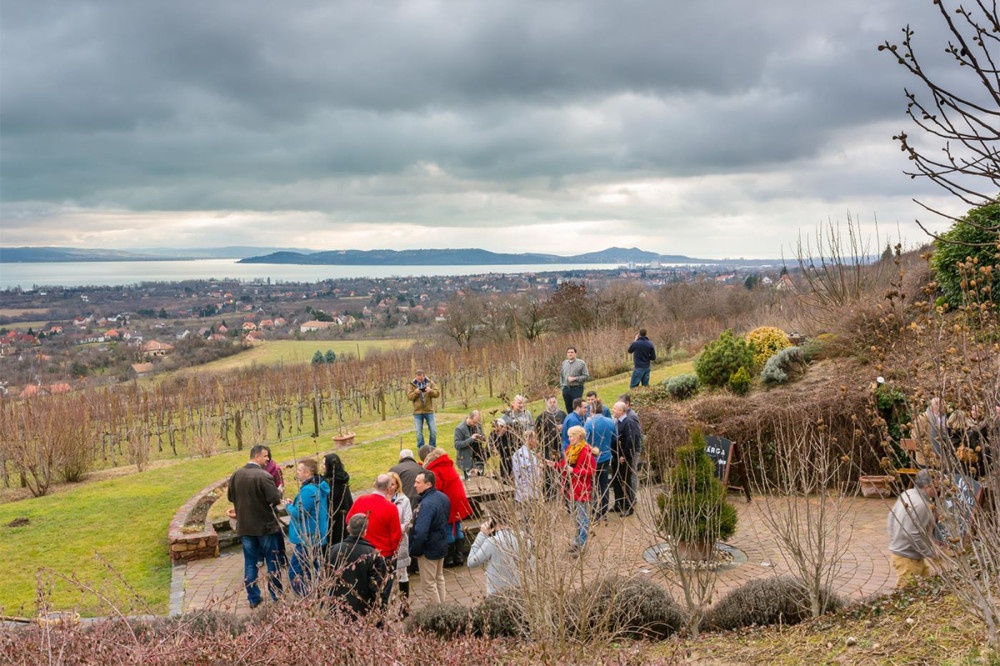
[663,373,699,399]
[728,366,752,395]
[694,329,754,388]
[746,326,790,370]
[760,347,807,386]
[656,430,738,544]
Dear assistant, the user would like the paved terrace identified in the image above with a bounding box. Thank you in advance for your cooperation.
[178,492,896,614]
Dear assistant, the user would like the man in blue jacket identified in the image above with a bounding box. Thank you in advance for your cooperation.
[409,470,451,605]
[586,409,616,522]
[561,398,588,452]
[627,329,657,388]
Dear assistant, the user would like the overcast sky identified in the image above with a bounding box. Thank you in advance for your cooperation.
[0,0,975,257]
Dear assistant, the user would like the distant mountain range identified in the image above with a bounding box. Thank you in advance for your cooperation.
[0,246,315,262]
[0,245,781,267]
[238,247,740,266]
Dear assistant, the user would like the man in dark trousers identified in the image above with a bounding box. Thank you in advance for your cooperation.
[327,514,387,617]
[535,395,566,499]
[612,401,640,516]
[226,444,285,608]
[627,329,656,388]
[409,470,451,605]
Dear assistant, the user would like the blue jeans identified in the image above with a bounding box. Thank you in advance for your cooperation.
[574,500,591,547]
[630,367,651,388]
[289,542,320,596]
[413,413,437,448]
[241,533,284,606]
[595,461,611,520]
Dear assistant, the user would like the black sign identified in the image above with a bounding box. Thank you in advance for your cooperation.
[704,436,734,485]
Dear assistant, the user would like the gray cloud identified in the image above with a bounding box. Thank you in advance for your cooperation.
[0,0,963,255]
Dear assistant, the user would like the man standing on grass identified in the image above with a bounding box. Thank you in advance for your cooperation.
[559,346,590,414]
[627,329,656,388]
[227,444,285,608]
[887,470,941,587]
[408,369,440,448]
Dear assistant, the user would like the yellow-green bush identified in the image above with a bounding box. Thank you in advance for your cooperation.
[746,326,790,370]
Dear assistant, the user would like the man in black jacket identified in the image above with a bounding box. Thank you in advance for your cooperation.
[627,329,656,388]
[612,401,640,516]
[535,395,566,499]
[390,449,423,508]
[327,514,387,617]
[227,445,285,608]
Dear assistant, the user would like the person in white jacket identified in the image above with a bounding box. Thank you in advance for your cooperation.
[466,516,525,595]
[388,472,413,606]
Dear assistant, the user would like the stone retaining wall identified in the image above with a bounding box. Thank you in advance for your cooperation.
[167,477,227,562]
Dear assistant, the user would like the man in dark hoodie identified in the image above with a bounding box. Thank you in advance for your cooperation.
[227,445,284,608]
[327,514,387,617]
[627,328,656,388]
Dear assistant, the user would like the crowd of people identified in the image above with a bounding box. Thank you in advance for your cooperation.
[227,339,652,615]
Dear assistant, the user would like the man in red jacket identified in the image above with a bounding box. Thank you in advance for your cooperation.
[346,474,402,603]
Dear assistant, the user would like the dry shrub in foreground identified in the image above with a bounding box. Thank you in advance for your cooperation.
[705,576,842,631]
[0,600,664,665]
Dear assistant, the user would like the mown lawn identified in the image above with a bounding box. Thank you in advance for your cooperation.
[171,338,416,375]
[0,361,690,616]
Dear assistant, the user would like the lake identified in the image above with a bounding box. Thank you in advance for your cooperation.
[0,259,623,289]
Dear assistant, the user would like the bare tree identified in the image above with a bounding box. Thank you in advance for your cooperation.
[880,0,999,242]
[439,293,484,350]
[748,415,857,618]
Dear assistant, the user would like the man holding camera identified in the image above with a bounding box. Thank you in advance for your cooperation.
[407,369,440,448]
[454,410,486,479]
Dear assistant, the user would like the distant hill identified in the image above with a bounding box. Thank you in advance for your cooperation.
[238,246,725,266]
[0,246,316,262]
[0,247,178,262]
[135,246,316,259]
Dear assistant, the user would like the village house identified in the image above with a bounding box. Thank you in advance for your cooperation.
[141,340,175,358]
[130,362,155,378]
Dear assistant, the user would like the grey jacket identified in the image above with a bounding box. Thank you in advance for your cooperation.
[887,487,937,559]
[559,358,591,388]
[454,420,485,473]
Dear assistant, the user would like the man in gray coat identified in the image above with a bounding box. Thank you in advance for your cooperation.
[454,410,486,479]
[887,470,941,587]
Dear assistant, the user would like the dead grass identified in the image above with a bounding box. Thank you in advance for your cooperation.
[663,578,991,664]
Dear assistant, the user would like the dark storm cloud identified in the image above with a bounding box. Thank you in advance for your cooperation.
[0,0,959,249]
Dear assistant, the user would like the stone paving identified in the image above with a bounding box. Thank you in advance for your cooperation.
[180,492,897,614]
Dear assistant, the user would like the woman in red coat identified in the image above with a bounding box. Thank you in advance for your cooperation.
[419,445,472,567]
[546,425,595,556]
